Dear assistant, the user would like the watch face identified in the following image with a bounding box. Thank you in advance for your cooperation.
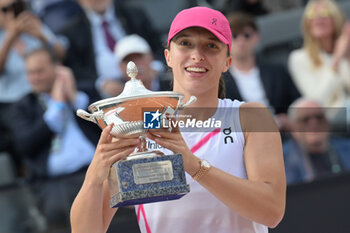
[202,160,211,169]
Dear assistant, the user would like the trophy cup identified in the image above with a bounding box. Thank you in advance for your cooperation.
[77,61,196,207]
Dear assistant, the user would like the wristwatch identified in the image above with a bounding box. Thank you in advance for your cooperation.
[192,159,211,181]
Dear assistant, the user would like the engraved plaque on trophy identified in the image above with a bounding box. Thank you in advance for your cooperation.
[77,61,196,207]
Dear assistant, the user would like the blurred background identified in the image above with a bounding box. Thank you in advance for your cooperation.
[0,0,350,232]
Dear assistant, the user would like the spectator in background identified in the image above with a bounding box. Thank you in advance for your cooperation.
[205,0,304,15]
[9,46,100,179]
[7,46,100,230]
[283,98,350,185]
[206,0,269,16]
[29,0,72,15]
[97,34,172,97]
[224,12,300,131]
[262,0,304,13]
[59,0,163,94]
[34,0,84,33]
[288,0,350,124]
[0,0,66,166]
[231,0,268,16]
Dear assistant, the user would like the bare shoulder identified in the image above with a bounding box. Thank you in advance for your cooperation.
[239,102,279,137]
[239,103,284,186]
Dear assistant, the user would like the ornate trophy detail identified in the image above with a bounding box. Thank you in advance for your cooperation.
[126,61,138,78]
[77,61,196,207]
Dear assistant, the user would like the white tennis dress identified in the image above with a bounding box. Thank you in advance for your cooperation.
[136,99,268,233]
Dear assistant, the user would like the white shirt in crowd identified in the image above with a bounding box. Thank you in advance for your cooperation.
[229,66,270,107]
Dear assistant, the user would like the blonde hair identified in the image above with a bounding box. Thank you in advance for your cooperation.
[302,0,345,67]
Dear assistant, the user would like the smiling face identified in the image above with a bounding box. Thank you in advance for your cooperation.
[165,27,231,98]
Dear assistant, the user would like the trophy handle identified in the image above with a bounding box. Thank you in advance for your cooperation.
[178,96,197,110]
[76,109,103,124]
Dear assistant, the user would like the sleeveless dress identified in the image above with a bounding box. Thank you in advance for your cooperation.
[136,99,268,233]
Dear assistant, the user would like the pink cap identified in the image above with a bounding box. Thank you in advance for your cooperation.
[167,7,232,51]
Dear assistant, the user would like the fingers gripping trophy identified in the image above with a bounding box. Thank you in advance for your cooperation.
[77,61,196,207]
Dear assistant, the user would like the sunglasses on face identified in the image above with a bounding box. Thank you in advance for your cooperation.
[297,113,326,125]
[306,8,331,20]
[232,32,253,40]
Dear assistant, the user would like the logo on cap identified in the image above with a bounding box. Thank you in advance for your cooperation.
[212,18,217,25]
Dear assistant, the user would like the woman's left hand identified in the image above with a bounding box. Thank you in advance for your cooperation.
[147,127,200,176]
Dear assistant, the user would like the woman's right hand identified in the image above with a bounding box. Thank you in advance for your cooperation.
[85,124,140,185]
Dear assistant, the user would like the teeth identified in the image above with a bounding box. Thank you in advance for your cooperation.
[186,67,206,72]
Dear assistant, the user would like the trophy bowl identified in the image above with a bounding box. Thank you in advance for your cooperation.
[77,92,195,136]
[77,63,196,136]
[77,62,196,207]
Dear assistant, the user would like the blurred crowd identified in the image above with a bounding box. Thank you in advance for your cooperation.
[0,0,350,232]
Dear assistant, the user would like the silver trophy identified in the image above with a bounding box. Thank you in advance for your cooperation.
[77,61,196,207]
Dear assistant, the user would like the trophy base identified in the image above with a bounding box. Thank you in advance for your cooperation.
[110,185,190,207]
[108,153,190,208]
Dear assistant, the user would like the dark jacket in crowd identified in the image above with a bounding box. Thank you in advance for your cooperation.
[7,88,101,180]
[59,0,162,89]
[283,137,350,185]
[223,61,300,114]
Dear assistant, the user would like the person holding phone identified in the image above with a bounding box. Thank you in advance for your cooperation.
[70,6,286,233]
[0,0,66,167]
